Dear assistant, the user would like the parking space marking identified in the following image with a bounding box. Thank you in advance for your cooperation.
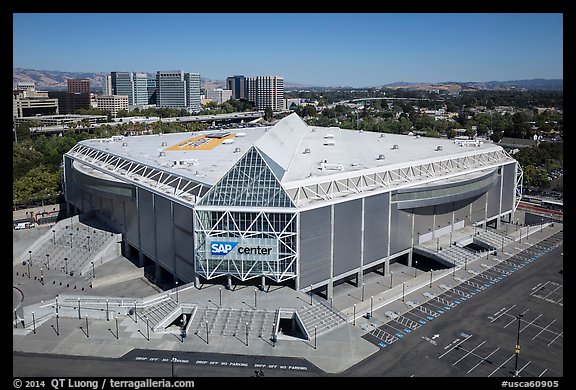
[538,368,548,377]
[532,320,556,341]
[547,331,563,347]
[467,347,500,374]
[517,360,532,376]
[439,333,473,359]
[452,340,486,366]
[491,305,517,323]
[503,309,530,328]
[520,314,542,333]
[488,353,515,377]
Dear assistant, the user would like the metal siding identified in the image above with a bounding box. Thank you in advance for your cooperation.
[390,206,412,254]
[363,193,389,263]
[101,197,113,219]
[299,206,331,288]
[175,255,195,281]
[434,203,453,228]
[82,189,92,212]
[155,195,174,272]
[111,199,125,232]
[412,205,434,243]
[138,189,156,258]
[487,174,502,218]
[453,198,472,227]
[333,199,362,277]
[471,193,486,223]
[174,202,193,232]
[501,163,515,212]
[124,200,138,247]
[174,227,194,264]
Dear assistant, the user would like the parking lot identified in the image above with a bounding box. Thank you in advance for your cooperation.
[352,231,563,377]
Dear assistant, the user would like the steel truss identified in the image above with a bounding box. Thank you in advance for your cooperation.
[193,209,297,283]
[66,144,209,204]
[285,149,517,206]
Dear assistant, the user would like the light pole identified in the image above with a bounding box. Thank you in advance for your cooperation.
[55,314,59,336]
[540,218,544,232]
[46,253,50,270]
[205,321,209,344]
[353,304,356,326]
[370,296,373,319]
[146,317,150,341]
[64,257,68,274]
[87,235,91,251]
[246,322,249,346]
[52,229,56,245]
[134,302,137,323]
[26,260,31,279]
[32,311,36,334]
[219,287,222,307]
[254,288,257,309]
[429,269,434,288]
[85,315,89,338]
[452,258,456,276]
[115,316,119,339]
[436,237,440,252]
[414,260,418,277]
[78,298,81,319]
[309,284,313,306]
[514,314,523,377]
[56,295,59,314]
[14,309,17,328]
[91,261,95,278]
[40,268,44,285]
[106,299,109,321]
[402,282,405,302]
[175,280,179,303]
[389,272,393,289]
[314,326,317,349]
[70,232,73,248]
[28,250,32,265]
[465,256,468,271]
[502,235,505,252]
[361,282,365,301]
[171,355,175,378]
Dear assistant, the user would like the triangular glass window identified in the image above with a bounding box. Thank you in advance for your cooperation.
[199,147,294,207]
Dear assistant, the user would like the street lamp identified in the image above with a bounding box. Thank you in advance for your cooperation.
[414,260,418,277]
[370,296,373,319]
[389,272,393,289]
[219,287,222,307]
[402,282,405,302]
[52,229,56,245]
[175,280,179,303]
[32,311,36,334]
[106,299,109,321]
[78,298,81,319]
[87,235,91,251]
[514,314,523,377]
[46,253,50,270]
[64,257,68,274]
[362,282,365,301]
[436,237,440,252]
[465,256,468,271]
[91,261,95,278]
[28,250,32,265]
[353,304,356,326]
[26,260,31,279]
[254,288,258,309]
[429,269,434,288]
[40,268,44,285]
[70,232,73,248]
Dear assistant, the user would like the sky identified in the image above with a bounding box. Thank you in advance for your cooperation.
[13,13,563,88]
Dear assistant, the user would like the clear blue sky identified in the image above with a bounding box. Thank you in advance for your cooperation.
[13,13,563,87]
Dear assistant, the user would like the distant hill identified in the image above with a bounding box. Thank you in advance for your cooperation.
[382,79,563,91]
[13,68,563,92]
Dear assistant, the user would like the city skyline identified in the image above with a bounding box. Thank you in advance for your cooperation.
[13,13,563,88]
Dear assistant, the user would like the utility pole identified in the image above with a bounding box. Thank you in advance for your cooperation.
[514,314,523,377]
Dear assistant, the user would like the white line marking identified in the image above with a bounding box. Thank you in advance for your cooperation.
[532,319,556,340]
[488,354,515,377]
[491,304,516,323]
[547,331,563,347]
[538,368,548,377]
[439,334,472,359]
[517,360,531,375]
[467,347,500,374]
[453,341,486,366]
[520,314,542,333]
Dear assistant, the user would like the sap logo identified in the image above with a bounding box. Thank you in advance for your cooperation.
[211,242,239,256]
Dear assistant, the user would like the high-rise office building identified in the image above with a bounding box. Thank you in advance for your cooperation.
[102,75,113,96]
[147,78,157,105]
[48,91,90,114]
[110,72,149,105]
[246,76,284,111]
[156,70,201,113]
[226,75,247,100]
[96,95,129,116]
[67,79,91,94]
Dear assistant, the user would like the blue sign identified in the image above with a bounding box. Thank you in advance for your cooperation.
[210,241,239,256]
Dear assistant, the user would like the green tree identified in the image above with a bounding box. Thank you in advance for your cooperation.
[264,106,274,121]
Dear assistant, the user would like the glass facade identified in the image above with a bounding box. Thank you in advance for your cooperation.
[199,147,294,208]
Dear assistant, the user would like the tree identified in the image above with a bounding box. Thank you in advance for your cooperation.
[264,106,274,121]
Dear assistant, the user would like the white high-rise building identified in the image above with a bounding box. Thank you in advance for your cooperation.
[102,75,113,95]
[206,88,232,104]
[156,70,201,113]
[246,76,284,112]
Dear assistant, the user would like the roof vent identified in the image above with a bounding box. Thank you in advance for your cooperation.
[234,147,241,153]
[391,144,399,150]
[158,151,166,157]
[161,141,167,146]
[324,134,335,139]
[122,142,128,147]
[235,132,246,137]
[435,145,443,151]
[222,138,235,144]
[324,140,335,146]
[380,134,385,138]
[351,162,360,167]
[377,154,386,160]
[303,148,311,154]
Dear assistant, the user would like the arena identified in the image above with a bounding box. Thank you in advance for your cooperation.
[63,113,522,298]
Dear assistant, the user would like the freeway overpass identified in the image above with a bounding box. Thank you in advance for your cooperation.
[28,111,265,135]
[328,97,444,108]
